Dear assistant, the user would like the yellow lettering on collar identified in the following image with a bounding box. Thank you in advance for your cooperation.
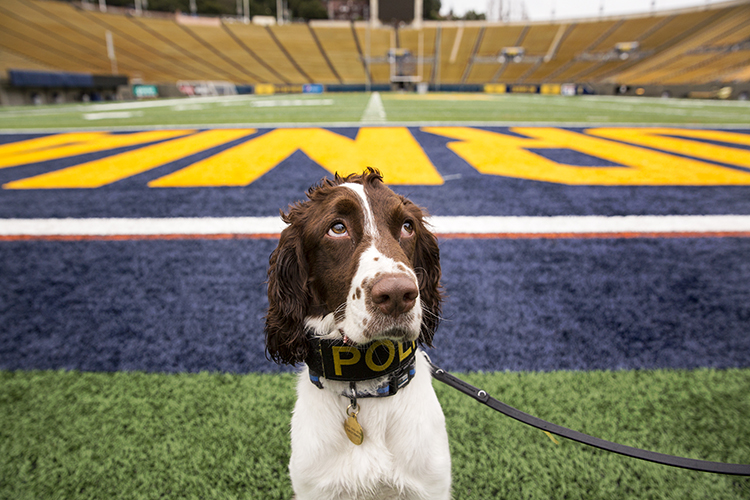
[332,346,361,376]
[399,341,415,362]
[365,340,396,372]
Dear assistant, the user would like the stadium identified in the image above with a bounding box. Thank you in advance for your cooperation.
[1,0,750,498]
[1,0,750,101]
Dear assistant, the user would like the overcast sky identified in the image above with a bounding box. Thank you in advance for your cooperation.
[441,0,718,21]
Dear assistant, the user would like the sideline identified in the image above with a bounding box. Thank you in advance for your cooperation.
[1,215,749,240]
[2,122,749,134]
[360,92,387,123]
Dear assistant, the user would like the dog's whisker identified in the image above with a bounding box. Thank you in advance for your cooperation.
[421,304,446,323]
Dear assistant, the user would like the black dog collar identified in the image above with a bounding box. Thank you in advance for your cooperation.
[306,337,418,397]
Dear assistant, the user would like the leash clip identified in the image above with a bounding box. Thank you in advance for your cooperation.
[346,402,359,417]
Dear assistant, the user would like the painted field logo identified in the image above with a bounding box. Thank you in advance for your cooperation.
[423,127,750,185]
[2,127,749,188]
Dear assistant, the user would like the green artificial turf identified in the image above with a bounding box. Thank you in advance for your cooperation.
[381,93,750,125]
[1,93,749,130]
[1,369,748,499]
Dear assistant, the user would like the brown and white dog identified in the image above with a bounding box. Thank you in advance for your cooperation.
[265,169,451,500]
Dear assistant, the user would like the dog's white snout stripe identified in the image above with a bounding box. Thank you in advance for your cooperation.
[341,182,378,238]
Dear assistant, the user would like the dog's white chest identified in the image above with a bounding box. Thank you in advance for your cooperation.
[288,351,452,500]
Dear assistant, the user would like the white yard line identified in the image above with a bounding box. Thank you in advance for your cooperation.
[1,215,749,238]
[4,121,749,134]
[82,111,144,120]
[0,94,327,119]
[250,99,333,107]
[0,217,286,237]
[429,215,750,235]
[360,92,387,123]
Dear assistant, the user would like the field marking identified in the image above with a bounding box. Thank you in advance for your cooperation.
[384,94,497,101]
[251,99,334,108]
[431,215,750,235]
[1,215,749,241]
[361,92,387,123]
[82,111,143,120]
[0,94,330,120]
[4,121,749,134]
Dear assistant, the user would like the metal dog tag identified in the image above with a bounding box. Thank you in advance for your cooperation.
[344,405,364,445]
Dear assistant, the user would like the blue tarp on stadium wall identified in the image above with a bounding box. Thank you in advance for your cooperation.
[9,70,94,88]
[7,70,127,88]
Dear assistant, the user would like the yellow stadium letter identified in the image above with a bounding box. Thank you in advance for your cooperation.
[5,129,253,189]
[588,128,750,170]
[149,127,443,187]
[422,126,750,185]
[0,130,192,170]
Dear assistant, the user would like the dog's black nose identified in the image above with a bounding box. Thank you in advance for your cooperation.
[371,274,418,317]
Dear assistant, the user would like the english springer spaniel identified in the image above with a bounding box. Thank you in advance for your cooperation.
[265,169,451,499]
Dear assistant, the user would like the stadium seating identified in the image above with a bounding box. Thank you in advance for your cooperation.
[437,25,482,84]
[496,60,535,83]
[464,24,525,83]
[268,23,338,83]
[533,21,619,82]
[665,52,748,84]
[90,15,193,81]
[353,24,392,84]
[519,24,560,57]
[176,22,280,84]
[0,0,110,75]
[611,5,750,84]
[0,0,748,90]
[2,0,180,82]
[223,22,304,84]
[397,25,438,84]
[0,49,51,75]
[587,16,664,53]
[137,16,252,82]
[310,22,368,84]
[723,64,750,83]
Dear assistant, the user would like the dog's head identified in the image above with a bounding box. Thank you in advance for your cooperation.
[265,168,442,365]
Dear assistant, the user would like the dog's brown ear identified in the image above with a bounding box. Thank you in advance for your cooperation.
[265,216,310,365]
[414,221,442,347]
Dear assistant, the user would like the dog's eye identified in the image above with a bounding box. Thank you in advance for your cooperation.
[401,221,414,237]
[328,222,348,237]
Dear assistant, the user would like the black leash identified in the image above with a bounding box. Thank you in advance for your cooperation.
[429,361,750,476]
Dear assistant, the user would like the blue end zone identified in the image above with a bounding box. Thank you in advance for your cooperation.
[2,237,748,373]
[437,237,750,372]
[2,127,749,374]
